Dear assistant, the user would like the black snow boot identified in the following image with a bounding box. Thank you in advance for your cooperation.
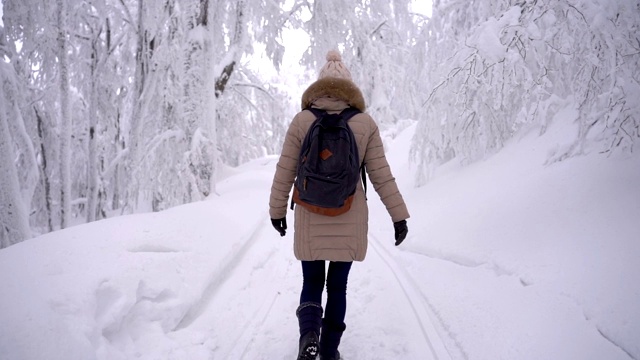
[296,302,323,360]
[319,319,346,360]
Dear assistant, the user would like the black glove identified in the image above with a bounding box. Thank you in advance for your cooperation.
[271,217,287,237]
[394,220,408,246]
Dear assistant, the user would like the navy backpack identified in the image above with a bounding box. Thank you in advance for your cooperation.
[292,107,364,216]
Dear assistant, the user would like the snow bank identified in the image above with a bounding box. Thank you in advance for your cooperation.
[0,157,278,359]
[383,120,640,359]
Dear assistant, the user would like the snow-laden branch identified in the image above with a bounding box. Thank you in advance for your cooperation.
[141,129,186,163]
[118,0,136,31]
[230,82,275,100]
[102,148,130,180]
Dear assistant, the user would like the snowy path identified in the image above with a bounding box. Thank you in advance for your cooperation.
[361,234,450,360]
[169,214,451,360]
[0,156,455,360]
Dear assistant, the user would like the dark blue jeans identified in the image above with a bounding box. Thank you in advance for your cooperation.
[300,260,353,326]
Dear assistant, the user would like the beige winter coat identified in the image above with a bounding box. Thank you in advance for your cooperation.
[269,77,410,261]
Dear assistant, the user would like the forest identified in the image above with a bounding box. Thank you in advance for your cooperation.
[1,0,639,248]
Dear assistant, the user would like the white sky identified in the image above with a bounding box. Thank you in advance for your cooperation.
[412,0,432,16]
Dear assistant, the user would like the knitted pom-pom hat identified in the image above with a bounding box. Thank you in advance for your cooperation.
[318,50,352,80]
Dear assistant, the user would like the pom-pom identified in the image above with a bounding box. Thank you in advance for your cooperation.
[326,50,342,62]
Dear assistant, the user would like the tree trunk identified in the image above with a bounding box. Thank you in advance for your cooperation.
[126,0,147,211]
[87,38,100,222]
[57,0,72,228]
[208,0,245,194]
[35,107,54,232]
[0,94,31,248]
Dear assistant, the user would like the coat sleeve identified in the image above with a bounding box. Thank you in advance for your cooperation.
[363,121,410,223]
[269,114,303,219]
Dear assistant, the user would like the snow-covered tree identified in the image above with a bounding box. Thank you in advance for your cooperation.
[119,0,293,211]
[298,0,420,132]
[2,0,298,240]
[411,0,640,185]
[0,64,32,247]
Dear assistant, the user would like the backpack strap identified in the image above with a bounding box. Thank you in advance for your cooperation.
[305,106,360,120]
[340,107,367,198]
[291,108,324,211]
[338,107,361,121]
[306,107,326,118]
[361,163,367,199]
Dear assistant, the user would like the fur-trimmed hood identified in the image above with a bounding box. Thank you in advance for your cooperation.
[301,77,366,112]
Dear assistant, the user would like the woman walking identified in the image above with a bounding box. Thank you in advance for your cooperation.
[269,50,410,360]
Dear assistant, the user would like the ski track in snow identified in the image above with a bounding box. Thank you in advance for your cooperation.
[174,218,268,330]
[169,215,453,359]
[173,217,301,359]
[229,292,281,359]
[368,234,452,360]
[595,328,637,360]
[220,224,295,359]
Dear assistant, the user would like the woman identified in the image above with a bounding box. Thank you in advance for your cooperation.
[269,50,410,360]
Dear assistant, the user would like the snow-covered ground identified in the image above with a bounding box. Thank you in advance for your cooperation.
[1,121,638,360]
